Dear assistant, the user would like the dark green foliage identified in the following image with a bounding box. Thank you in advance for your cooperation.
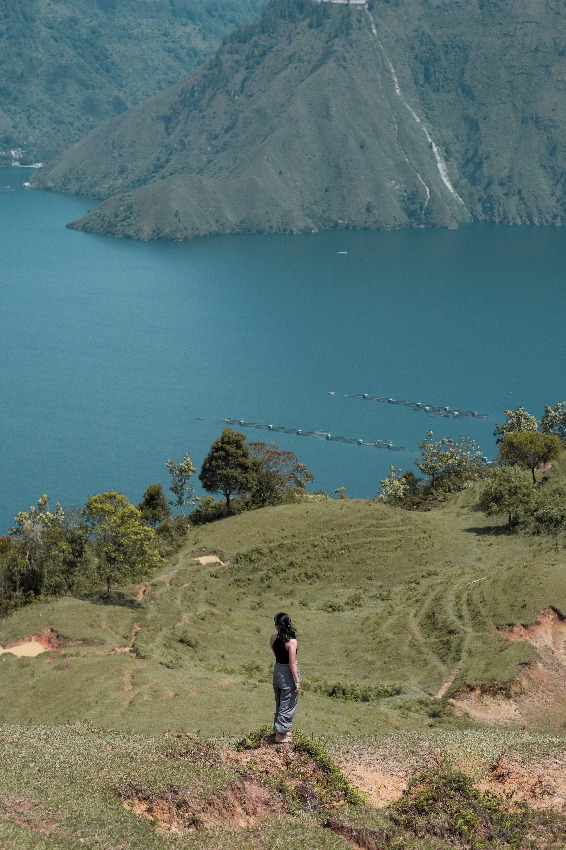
[199,428,256,509]
[499,432,562,484]
[303,677,401,701]
[390,766,531,849]
[5,498,88,609]
[533,480,566,548]
[138,483,171,528]
[189,495,230,524]
[0,0,267,158]
[479,466,540,530]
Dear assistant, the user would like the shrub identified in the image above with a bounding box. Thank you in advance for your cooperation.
[391,766,530,849]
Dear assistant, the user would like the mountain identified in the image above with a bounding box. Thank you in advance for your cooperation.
[0,0,266,160]
[34,0,566,239]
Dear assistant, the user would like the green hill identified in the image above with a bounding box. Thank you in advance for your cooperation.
[0,0,266,160]
[34,0,566,238]
[1,493,565,736]
[2,484,566,848]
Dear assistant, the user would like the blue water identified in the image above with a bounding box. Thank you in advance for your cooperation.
[1,166,565,531]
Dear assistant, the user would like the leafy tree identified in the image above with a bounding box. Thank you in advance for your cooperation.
[377,466,409,505]
[0,536,27,614]
[138,483,171,527]
[533,481,566,549]
[199,428,255,509]
[416,431,484,488]
[479,466,539,529]
[9,494,84,598]
[498,431,561,484]
[493,406,538,443]
[166,454,198,514]
[541,401,566,442]
[83,491,162,597]
[247,441,314,506]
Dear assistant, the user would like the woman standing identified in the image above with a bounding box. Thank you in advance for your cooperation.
[270,612,300,743]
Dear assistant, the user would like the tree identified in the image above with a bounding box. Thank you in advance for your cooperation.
[377,466,409,506]
[166,454,198,514]
[247,442,314,506]
[9,494,84,597]
[479,466,539,530]
[493,407,538,443]
[541,402,566,442]
[0,535,27,614]
[138,483,171,527]
[199,428,255,509]
[498,431,561,484]
[416,431,484,488]
[83,491,162,597]
[533,482,566,549]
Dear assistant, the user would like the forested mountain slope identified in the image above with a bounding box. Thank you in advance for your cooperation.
[0,0,265,159]
[34,0,566,239]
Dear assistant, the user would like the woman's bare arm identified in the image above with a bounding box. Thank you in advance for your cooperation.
[287,639,300,691]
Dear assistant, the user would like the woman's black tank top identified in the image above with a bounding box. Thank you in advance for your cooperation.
[272,636,296,664]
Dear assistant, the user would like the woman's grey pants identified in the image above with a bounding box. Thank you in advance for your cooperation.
[273,662,299,734]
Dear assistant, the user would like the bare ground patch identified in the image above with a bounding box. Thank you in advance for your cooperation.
[0,629,59,657]
[481,752,566,813]
[334,738,566,815]
[194,554,226,566]
[120,779,288,833]
[448,607,566,731]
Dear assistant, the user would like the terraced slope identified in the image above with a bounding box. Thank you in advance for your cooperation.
[0,496,564,735]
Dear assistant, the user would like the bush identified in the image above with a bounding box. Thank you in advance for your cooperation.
[391,766,530,849]
[189,496,229,525]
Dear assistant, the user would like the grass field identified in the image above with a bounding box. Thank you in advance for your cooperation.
[0,490,565,735]
[1,483,566,848]
[0,724,564,849]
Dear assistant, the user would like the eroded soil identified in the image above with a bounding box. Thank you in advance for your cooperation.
[449,608,566,731]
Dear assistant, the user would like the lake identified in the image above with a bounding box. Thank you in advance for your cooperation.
[1,165,565,532]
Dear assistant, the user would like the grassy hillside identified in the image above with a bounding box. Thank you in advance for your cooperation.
[1,723,564,849]
[0,0,266,159]
[1,487,566,848]
[34,0,566,238]
[1,493,565,736]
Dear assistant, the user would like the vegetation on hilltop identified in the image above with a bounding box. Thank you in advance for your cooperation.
[0,430,313,615]
[0,0,266,159]
[34,0,566,239]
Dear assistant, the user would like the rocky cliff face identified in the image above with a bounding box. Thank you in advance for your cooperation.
[34,0,566,238]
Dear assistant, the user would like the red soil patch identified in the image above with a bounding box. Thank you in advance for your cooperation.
[3,629,59,652]
[337,747,566,815]
[121,779,288,833]
[449,607,566,731]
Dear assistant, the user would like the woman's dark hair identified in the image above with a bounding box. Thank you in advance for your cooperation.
[275,612,296,642]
